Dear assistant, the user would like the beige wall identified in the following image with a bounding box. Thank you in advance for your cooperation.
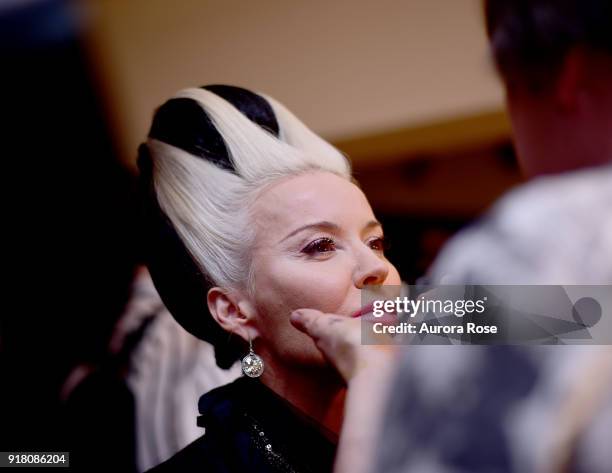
[84,0,505,166]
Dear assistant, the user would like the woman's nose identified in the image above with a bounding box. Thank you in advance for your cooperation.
[353,246,389,288]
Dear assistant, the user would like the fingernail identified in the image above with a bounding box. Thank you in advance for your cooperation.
[290,310,303,322]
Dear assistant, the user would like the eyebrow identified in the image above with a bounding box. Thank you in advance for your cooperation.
[280,219,382,243]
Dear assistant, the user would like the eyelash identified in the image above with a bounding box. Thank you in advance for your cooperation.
[301,236,388,255]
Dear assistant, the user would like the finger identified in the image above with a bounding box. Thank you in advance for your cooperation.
[291,308,348,340]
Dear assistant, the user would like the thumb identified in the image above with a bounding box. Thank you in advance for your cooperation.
[289,308,325,339]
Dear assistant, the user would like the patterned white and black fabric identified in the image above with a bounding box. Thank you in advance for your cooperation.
[374,163,612,473]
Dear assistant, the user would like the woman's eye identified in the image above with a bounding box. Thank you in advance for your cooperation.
[302,237,336,255]
[368,236,388,252]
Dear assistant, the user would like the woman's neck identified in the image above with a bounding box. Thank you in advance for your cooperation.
[260,362,346,442]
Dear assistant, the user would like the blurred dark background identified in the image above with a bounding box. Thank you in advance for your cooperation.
[1,0,138,468]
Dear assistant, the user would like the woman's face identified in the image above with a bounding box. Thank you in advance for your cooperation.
[246,171,401,369]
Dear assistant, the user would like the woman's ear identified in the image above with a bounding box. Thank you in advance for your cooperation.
[207,287,259,342]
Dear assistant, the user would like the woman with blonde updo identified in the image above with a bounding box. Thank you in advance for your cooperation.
[140,85,401,472]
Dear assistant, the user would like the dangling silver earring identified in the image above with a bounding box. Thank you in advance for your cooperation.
[241,335,264,378]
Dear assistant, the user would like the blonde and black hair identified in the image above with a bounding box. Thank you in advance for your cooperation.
[139,85,350,367]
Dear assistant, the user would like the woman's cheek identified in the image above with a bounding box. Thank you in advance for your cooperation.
[271,264,350,313]
[288,273,350,313]
[387,264,402,285]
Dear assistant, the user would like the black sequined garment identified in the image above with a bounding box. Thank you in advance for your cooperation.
[147,377,337,473]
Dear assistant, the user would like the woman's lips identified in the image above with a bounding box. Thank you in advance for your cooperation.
[350,301,375,318]
[351,301,397,324]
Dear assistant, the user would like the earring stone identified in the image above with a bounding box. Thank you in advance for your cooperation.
[242,339,264,378]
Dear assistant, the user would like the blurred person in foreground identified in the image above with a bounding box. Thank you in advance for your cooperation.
[290,1,612,472]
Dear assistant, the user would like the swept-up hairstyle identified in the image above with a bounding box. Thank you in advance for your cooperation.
[138,85,350,368]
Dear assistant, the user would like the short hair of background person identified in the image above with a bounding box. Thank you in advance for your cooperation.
[484,0,612,176]
[139,85,351,369]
